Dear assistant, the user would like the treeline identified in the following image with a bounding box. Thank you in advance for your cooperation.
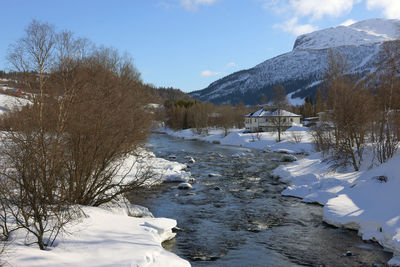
[295,89,325,119]
[148,86,191,102]
[165,99,250,135]
[313,42,400,171]
[0,70,28,81]
[0,20,154,251]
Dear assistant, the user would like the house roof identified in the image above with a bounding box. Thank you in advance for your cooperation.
[245,108,301,118]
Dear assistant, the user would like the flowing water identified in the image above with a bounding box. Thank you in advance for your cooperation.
[130,133,392,267]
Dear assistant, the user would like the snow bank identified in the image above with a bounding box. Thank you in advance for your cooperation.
[273,151,400,264]
[118,149,192,185]
[2,149,191,266]
[160,127,314,154]
[0,93,30,114]
[6,206,190,267]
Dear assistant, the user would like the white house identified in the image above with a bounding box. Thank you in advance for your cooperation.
[244,107,301,132]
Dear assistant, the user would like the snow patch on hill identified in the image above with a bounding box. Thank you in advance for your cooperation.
[0,93,30,113]
[294,18,400,50]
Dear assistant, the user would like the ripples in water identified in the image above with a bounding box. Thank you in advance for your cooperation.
[130,134,392,267]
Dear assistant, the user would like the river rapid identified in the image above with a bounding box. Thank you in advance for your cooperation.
[129,133,392,267]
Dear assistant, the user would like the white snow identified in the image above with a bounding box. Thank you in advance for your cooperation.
[273,148,400,264]
[119,149,192,184]
[0,93,30,114]
[177,182,193,190]
[246,108,301,118]
[294,18,400,51]
[5,206,190,267]
[286,91,305,106]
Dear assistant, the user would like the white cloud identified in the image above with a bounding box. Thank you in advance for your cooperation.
[273,17,318,36]
[366,0,400,19]
[262,0,360,20]
[340,19,357,26]
[201,70,222,77]
[263,0,360,35]
[226,62,238,68]
[290,0,361,20]
[181,0,219,10]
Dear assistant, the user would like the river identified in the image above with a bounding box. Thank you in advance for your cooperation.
[129,133,392,267]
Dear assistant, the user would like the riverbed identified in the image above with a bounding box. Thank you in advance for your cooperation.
[130,133,392,266]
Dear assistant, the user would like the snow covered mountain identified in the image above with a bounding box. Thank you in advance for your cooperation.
[190,18,400,105]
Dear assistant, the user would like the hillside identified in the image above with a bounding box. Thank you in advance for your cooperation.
[190,18,400,105]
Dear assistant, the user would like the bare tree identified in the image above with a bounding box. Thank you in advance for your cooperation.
[60,59,152,206]
[290,131,303,144]
[320,50,373,171]
[1,19,79,250]
[369,41,400,163]
[0,20,153,251]
[233,102,249,129]
[270,85,289,142]
[314,89,324,115]
[217,104,235,136]
[188,102,213,135]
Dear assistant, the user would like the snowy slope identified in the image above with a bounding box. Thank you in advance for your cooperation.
[0,93,30,113]
[190,18,400,105]
[294,18,400,50]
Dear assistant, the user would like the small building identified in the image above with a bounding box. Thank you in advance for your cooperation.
[245,107,301,132]
[12,88,22,95]
[302,116,319,127]
[4,88,23,95]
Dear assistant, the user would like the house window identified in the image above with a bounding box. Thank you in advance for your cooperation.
[290,118,293,122]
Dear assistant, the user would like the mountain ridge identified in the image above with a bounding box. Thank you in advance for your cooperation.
[190,18,400,105]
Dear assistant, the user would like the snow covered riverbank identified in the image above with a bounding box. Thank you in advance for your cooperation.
[120,149,192,184]
[6,206,190,267]
[158,126,314,154]
[273,152,400,266]
[3,151,191,267]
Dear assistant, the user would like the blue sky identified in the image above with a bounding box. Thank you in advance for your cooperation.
[0,0,397,92]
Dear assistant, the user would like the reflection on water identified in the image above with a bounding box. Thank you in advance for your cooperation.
[130,133,392,267]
